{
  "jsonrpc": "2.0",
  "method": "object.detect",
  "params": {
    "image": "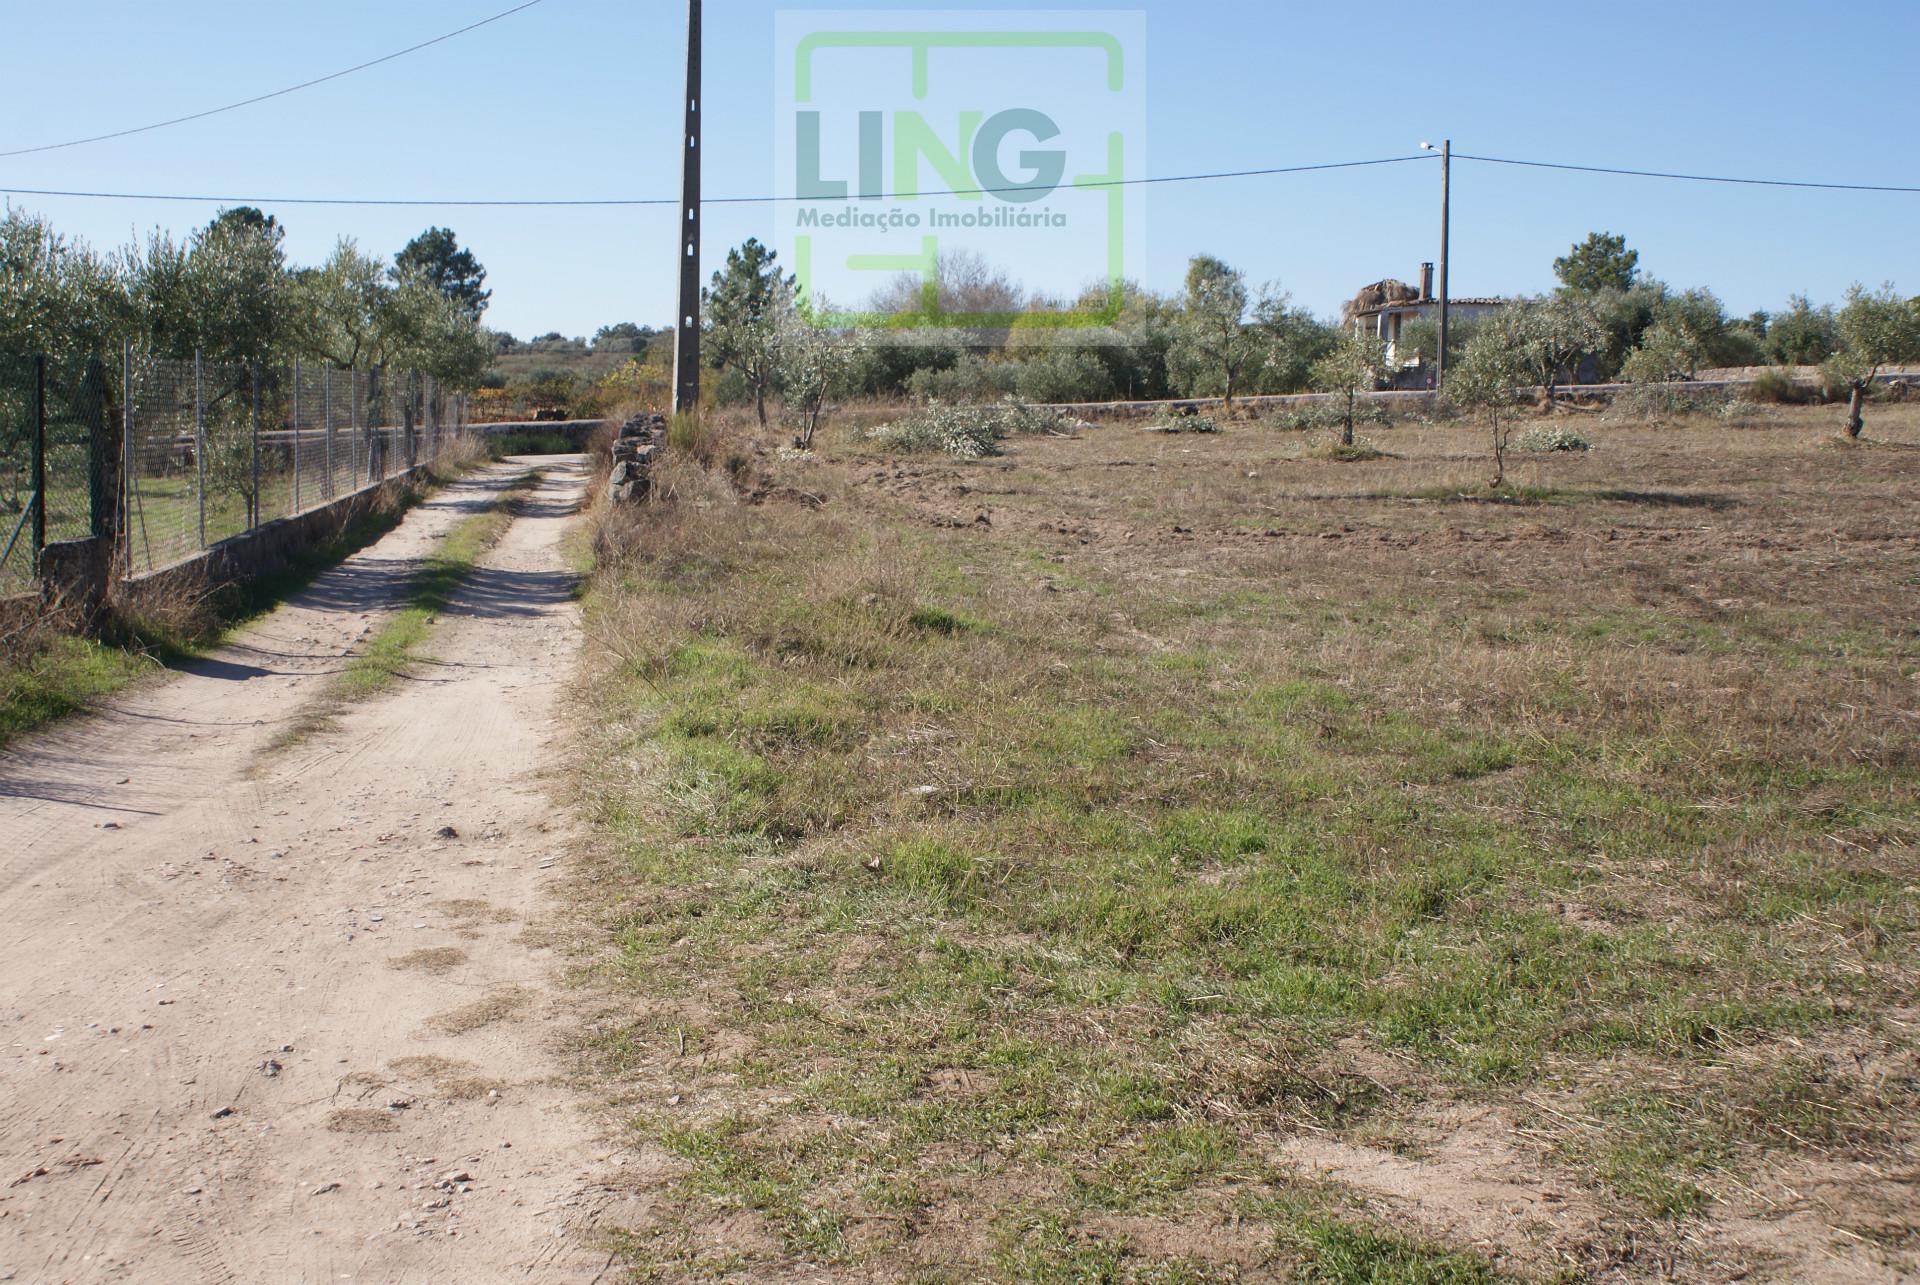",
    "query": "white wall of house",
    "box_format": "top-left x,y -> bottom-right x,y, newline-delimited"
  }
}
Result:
1351,300 -> 1506,366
